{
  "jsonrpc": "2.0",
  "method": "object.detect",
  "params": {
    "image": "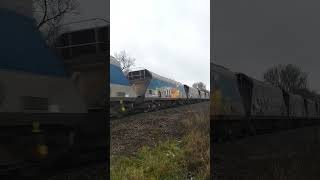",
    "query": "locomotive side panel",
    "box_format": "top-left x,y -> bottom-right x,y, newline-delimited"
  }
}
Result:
0,71 -> 87,113
0,10 -> 87,113
110,57 -> 137,99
